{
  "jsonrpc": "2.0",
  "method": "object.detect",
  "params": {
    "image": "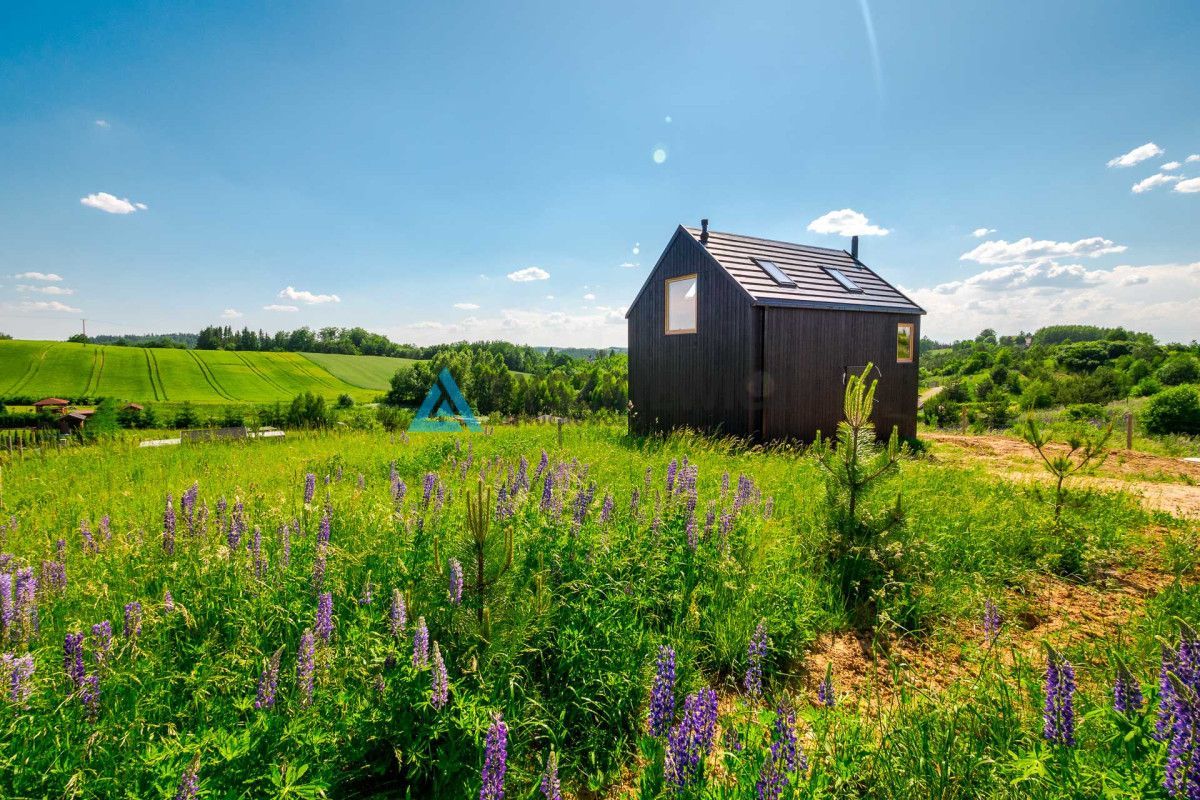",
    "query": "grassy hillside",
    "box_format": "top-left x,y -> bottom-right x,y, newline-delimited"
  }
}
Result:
0,340 -> 394,404
301,351 -> 417,390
